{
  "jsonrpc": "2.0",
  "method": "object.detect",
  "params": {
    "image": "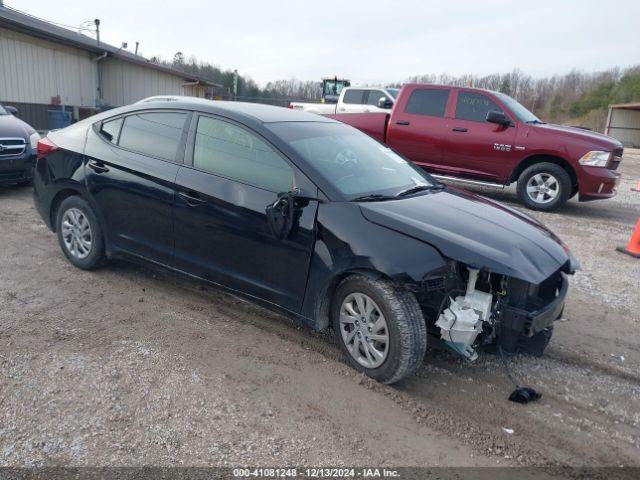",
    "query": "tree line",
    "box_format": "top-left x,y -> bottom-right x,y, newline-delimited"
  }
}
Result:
152,53 -> 640,132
